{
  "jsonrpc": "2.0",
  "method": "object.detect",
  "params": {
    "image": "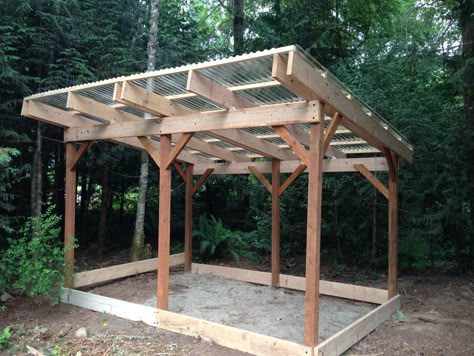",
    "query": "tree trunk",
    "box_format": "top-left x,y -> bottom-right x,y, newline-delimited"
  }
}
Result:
233,0 -> 244,55
461,0 -> 474,270
97,162 -> 111,256
130,153 -> 149,261
130,0 -> 160,261
30,122 -> 43,217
